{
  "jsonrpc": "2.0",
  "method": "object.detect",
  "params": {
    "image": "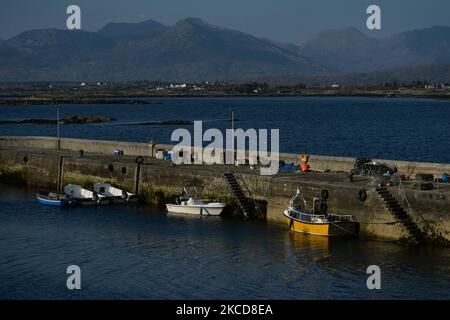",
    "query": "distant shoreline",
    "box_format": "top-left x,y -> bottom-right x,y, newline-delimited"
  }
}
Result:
0,85 -> 449,105
0,93 -> 449,106
0,98 -> 150,106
